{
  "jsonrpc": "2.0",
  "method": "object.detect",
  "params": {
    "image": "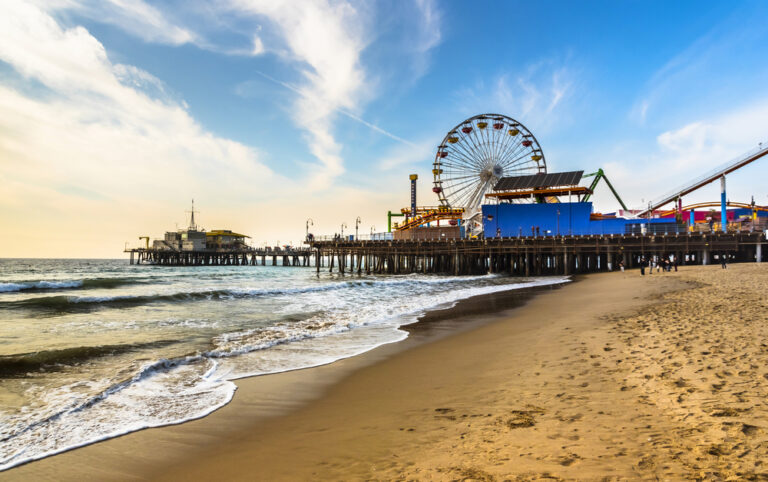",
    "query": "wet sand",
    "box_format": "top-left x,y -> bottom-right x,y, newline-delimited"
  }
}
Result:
8,264 -> 768,480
